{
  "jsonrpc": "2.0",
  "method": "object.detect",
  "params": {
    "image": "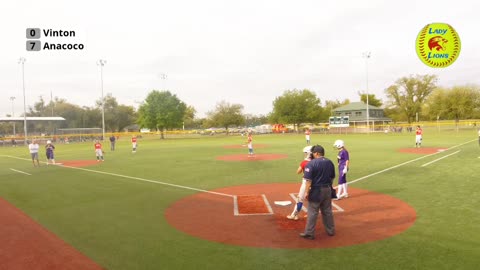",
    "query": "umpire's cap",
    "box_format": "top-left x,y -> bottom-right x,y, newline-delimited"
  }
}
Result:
311,145 -> 325,155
